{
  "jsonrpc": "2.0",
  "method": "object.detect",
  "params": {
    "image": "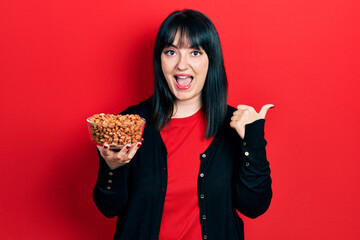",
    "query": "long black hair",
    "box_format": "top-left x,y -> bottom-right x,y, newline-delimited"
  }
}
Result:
151,9 -> 228,138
